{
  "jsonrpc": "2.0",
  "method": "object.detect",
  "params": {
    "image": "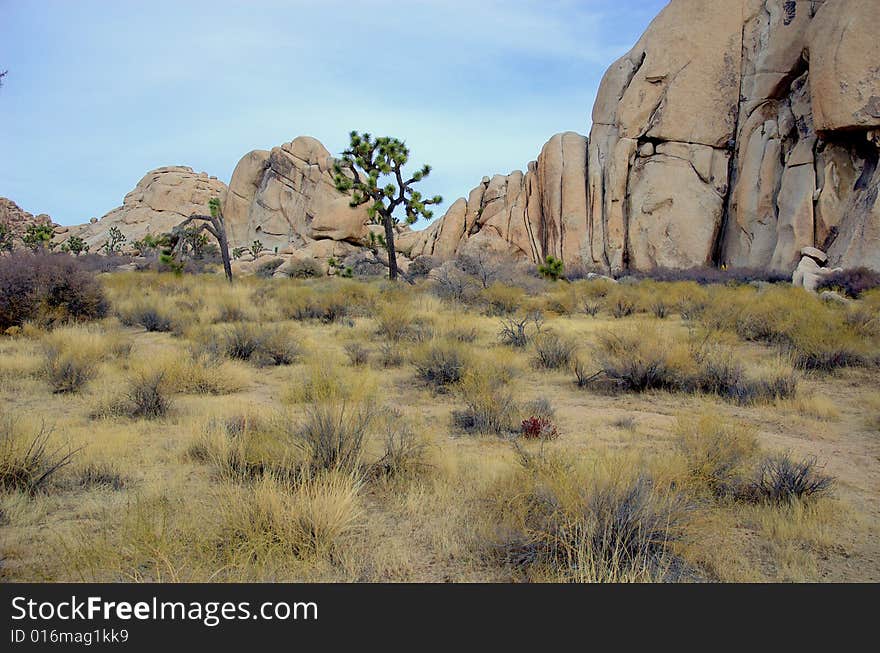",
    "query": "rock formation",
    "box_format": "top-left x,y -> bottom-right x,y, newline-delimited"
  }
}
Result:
792,246 -> 843,292
412,0 -> 880,274
67,167 -> 227,251
0,197 -> 56,245
222,137 -> 373,251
